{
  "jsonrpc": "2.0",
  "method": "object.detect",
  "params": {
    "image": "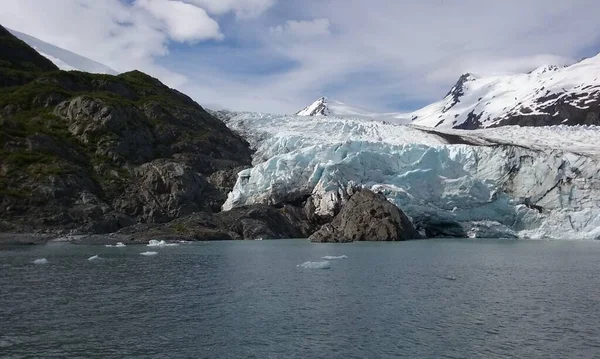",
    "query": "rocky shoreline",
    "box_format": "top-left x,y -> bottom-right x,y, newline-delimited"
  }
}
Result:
0,188 -> 424,245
